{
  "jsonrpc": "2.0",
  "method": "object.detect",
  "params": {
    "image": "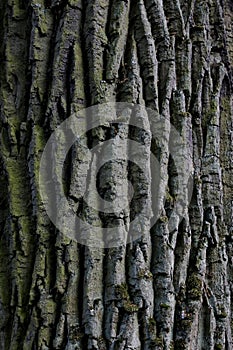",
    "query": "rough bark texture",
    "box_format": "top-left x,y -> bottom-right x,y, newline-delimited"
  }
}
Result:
0,0 -> 233,349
